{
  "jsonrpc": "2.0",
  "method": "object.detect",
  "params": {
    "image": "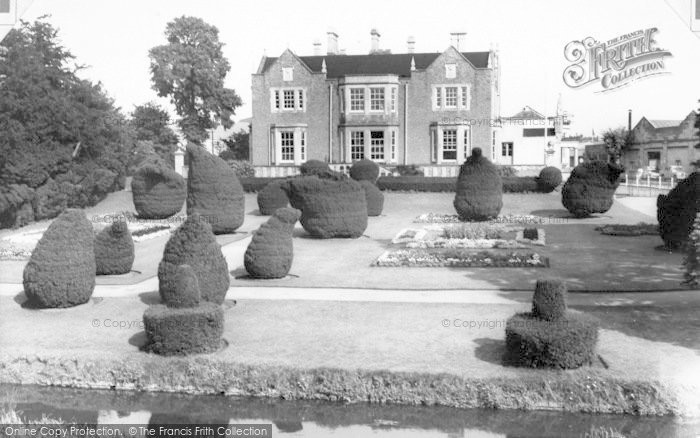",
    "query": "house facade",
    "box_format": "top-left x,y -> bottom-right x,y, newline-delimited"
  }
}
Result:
250,32 -> 499,172
622,112 -> 699,174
